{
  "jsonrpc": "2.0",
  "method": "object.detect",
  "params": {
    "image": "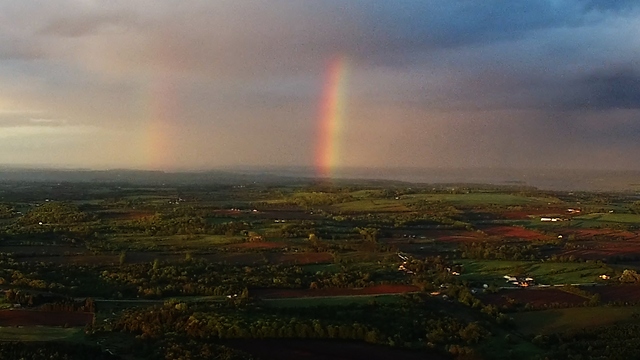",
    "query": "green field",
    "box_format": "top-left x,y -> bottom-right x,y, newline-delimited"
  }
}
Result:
512,306 -> 640,335
107,234 -> 244,250
333,199 -> 410,212
401,193 -> 562,206
574,213 -> 640,224
459,260 -> 609,285
0,326 -> 83,341
479,329 -> 545,360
